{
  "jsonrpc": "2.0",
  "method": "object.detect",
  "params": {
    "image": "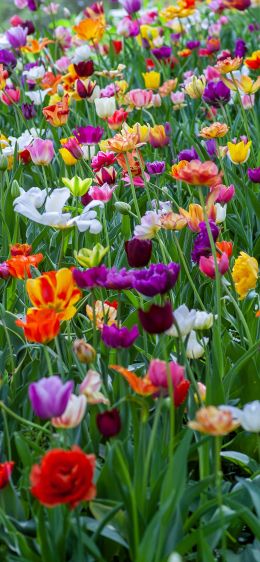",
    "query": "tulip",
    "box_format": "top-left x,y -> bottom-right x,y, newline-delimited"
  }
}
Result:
0,462 -> 15,490
186,331 -> 208,359
101,324 -> 139,348
142,71 -> 160,89
89,183 -> 116,202
220,401 -> 260,432
80,370 -> 109,404
27,139 -> 54,166
2,87 -> 20,105
232,252 -> 258,299
138,301 -> 173,334
248,167 -> 260,183
184,75 -> 206,99
96,408 -> 121,438
51,394 -> 87,428
188,406 -> 240,435
74,244 -> 109,268
133,262 -> 180,297
134,211 -> 161,240
16,309 -> 60,343
199,253 -> 229,279
62,176 -> 92,196
125,237 -> 152,267
29,376 -> 73,419
94,96 -> 116,119
128,88 -> 153,108
227,140 -> 252,164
